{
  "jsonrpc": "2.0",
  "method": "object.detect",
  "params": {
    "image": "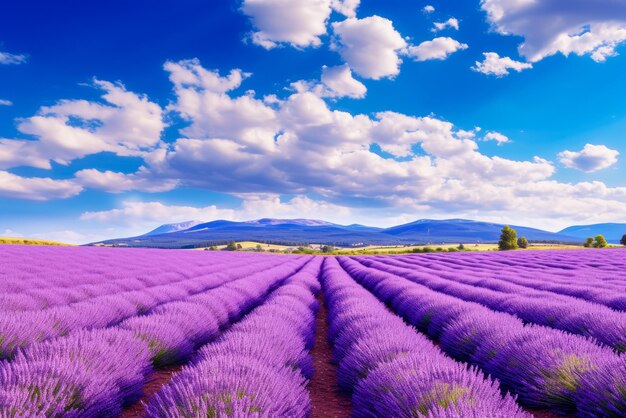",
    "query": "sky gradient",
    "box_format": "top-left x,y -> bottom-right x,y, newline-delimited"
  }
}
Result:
1,0 -> 626,243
